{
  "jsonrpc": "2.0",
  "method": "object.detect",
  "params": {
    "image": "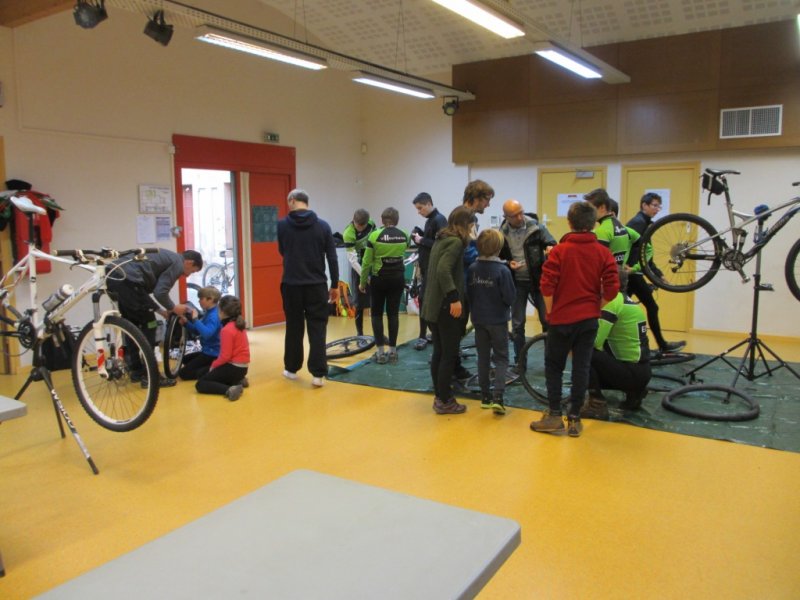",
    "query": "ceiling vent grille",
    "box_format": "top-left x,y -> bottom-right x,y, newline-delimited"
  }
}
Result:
720,105 -> 782,139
